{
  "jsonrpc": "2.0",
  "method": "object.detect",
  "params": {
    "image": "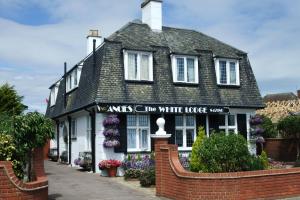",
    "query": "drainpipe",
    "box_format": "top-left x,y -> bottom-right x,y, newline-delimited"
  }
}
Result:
86,108 -> 96,173
56,121 -> 60,162
64,62 -> 67,108
68,116 -> 72,165
93,39 -> 96,76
